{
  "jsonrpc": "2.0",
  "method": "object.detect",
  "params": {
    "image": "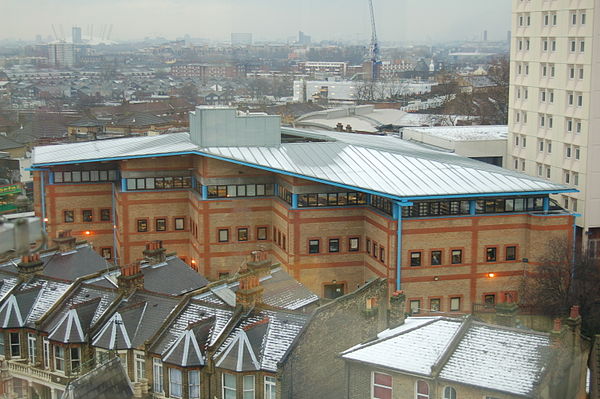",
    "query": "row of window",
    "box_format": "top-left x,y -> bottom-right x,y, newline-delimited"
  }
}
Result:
372,372 -> 460,399
402,200 -> 470,218
273,227 -> 287,250
308,237 -> 361,254
366,238 -> 386,264
297,191 -> 367,208
409,246 -> 517,267
54,170 -> 118,183
407,292 -> 517,316
403,197 -> 545,218
217,226 -> 269,243
517,11 -> 586,27
126,176 -> 192,191
207,183 -> 275,198
64,208 -> 112,223
137,217 -> 186,232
